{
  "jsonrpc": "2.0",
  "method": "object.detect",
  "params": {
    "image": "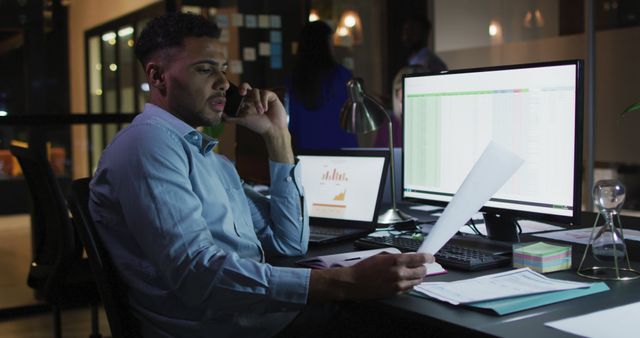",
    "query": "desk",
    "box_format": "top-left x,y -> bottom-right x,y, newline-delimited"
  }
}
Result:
272,212 -> 640,337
